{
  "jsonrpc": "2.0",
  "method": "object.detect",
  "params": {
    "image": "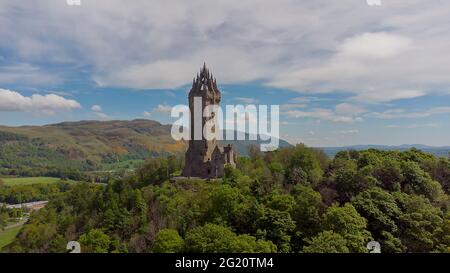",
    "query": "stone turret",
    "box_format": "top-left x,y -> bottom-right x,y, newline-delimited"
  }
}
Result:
183,63 -> 236,178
